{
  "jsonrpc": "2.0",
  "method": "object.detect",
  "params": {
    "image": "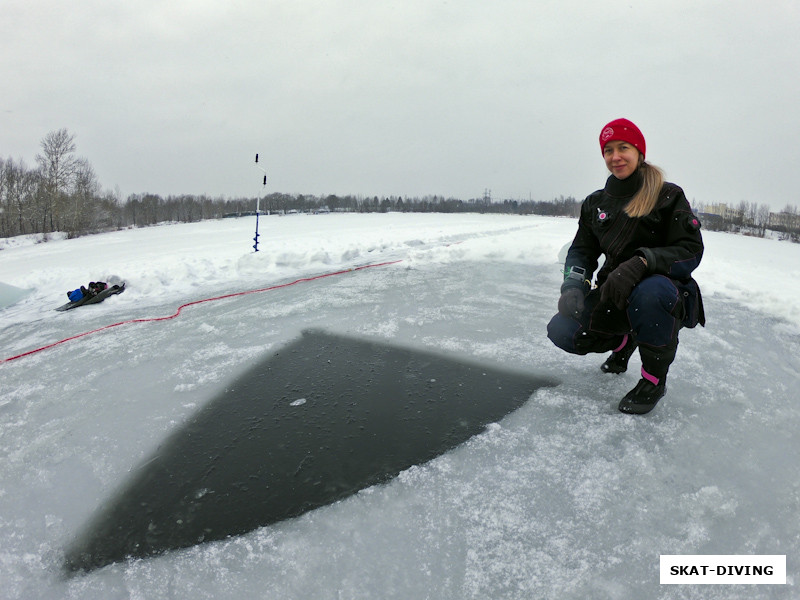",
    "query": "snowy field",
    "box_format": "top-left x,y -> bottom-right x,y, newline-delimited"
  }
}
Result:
1,212 -> 798,599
